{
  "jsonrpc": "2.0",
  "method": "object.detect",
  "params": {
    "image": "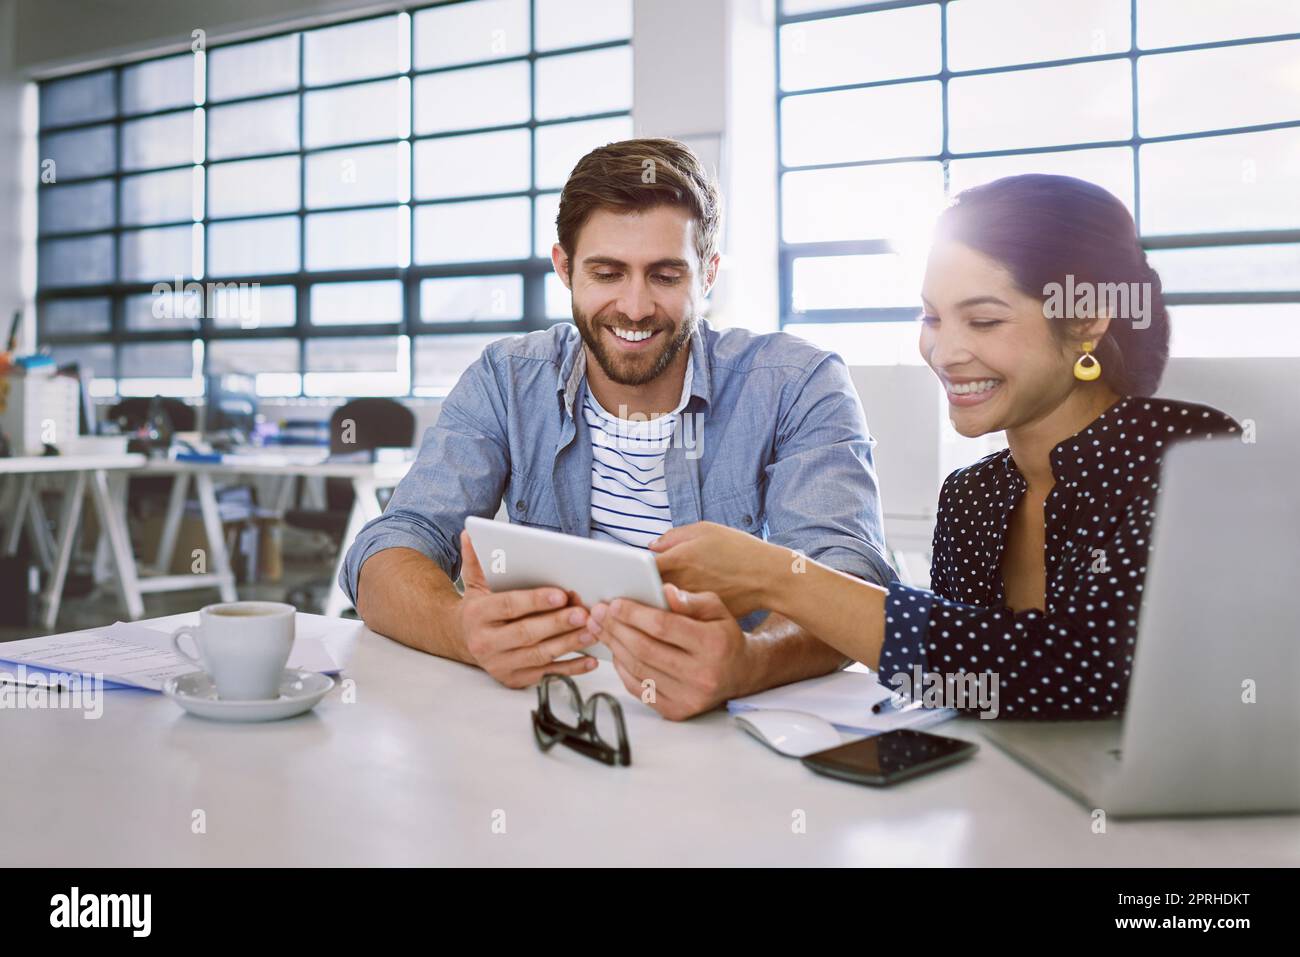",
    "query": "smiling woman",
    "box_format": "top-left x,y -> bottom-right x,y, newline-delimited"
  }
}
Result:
651,174 -> 1239,720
